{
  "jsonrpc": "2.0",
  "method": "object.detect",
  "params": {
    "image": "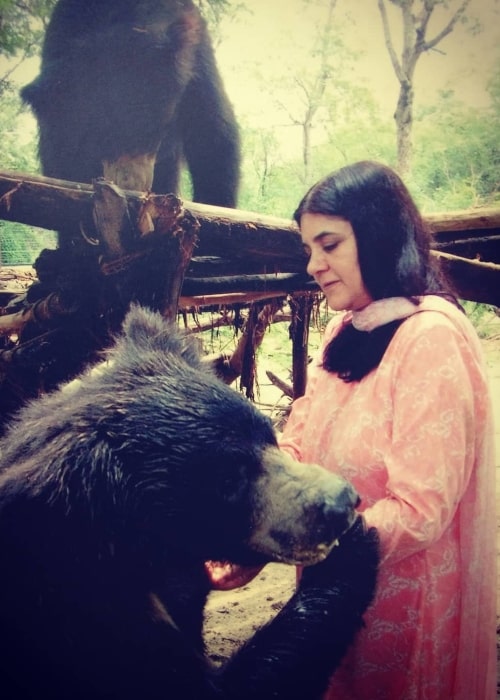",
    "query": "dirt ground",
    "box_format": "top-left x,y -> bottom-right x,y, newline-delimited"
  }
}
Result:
204,563 -> 295,665
202,332 -> 500,694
